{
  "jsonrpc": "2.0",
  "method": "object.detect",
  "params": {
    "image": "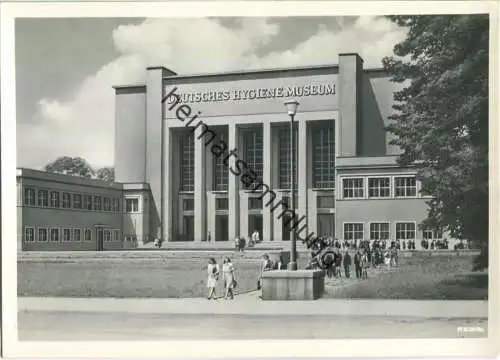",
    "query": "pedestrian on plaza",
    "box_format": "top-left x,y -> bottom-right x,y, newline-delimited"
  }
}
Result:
354,250 -> 362,279
206,257 -> 220,300
334,249 -> 343,278
207,231 -> 211,242
222,257 -> 236,300
258,254 -> 274,290
384,250 -> 391,268
251,229 -> 260,245
275,255 -> 285,270
361,251 -> 369,280
239,236 -> 246,251
325,252 -> 336,279
343,250 -> 352,279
